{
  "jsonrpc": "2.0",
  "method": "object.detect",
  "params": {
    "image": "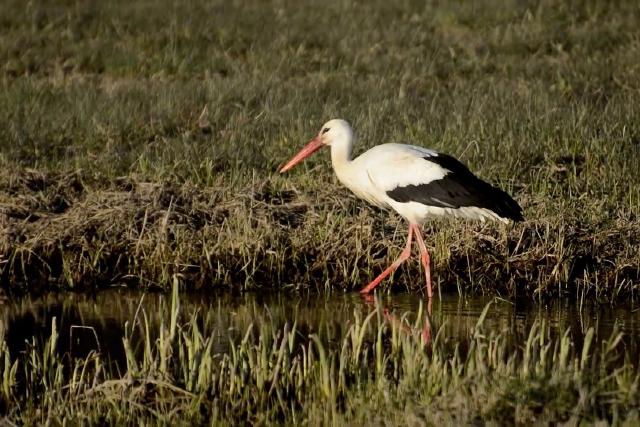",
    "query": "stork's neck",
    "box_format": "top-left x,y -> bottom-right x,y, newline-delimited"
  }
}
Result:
330,137 -> 354,172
